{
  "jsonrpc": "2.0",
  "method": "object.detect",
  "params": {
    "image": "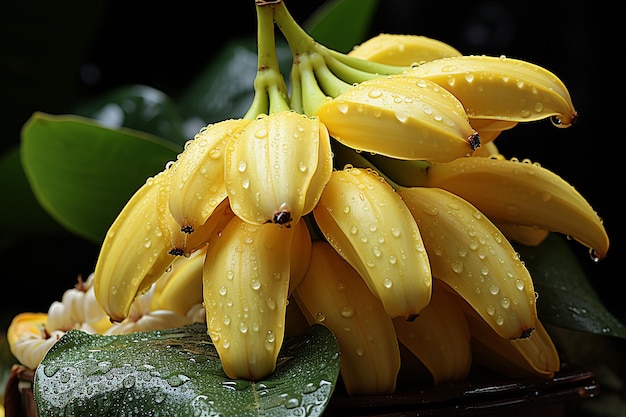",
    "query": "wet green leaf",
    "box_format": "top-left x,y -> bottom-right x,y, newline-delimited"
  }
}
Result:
74,85 -> 189,147
516,233 -> 626,339
34,323 -> 340,417
20,112 -> 181,244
